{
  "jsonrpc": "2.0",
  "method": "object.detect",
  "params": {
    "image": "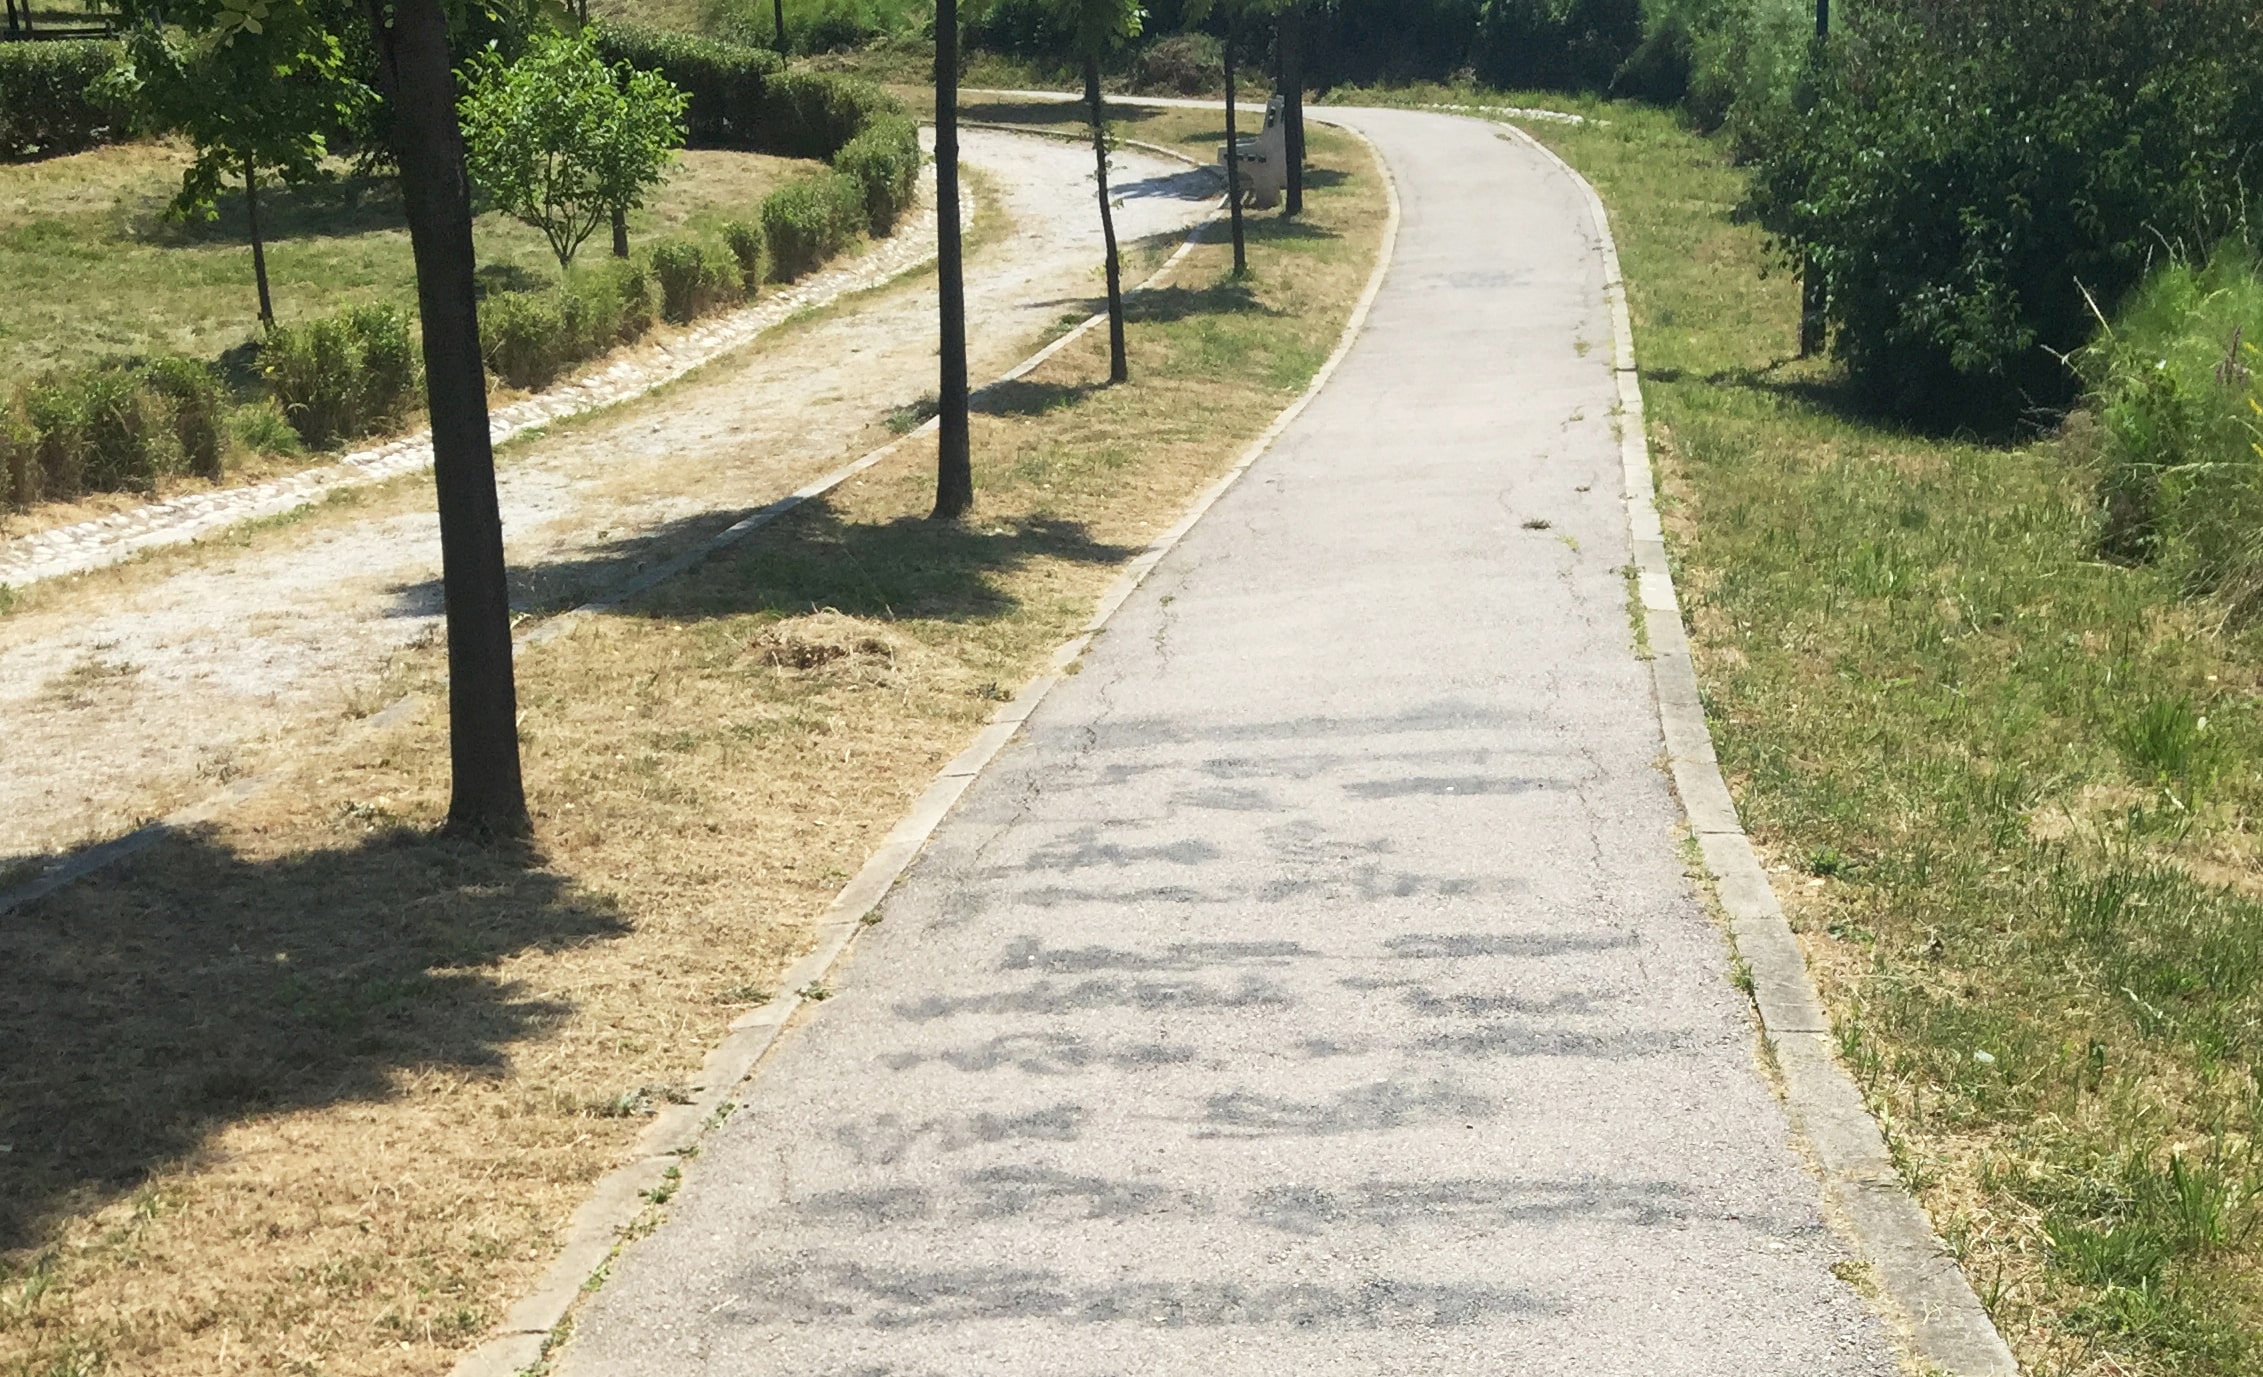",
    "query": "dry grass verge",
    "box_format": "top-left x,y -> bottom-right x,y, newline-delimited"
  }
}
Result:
0,121 -> 1384,1377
